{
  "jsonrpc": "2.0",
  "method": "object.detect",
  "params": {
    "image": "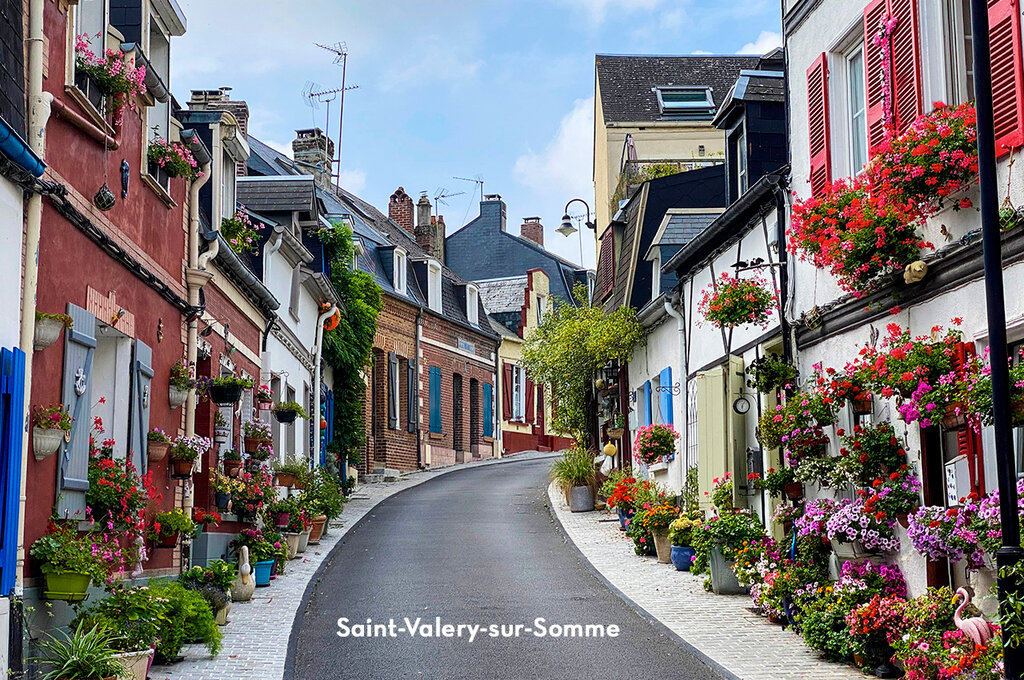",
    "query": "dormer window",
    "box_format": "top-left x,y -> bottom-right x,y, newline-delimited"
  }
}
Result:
466,285 -> 479,325
394,247 -> 407,294
352,238 -> 364,271
428,261 -> 442,313
656,87 -> 715,120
